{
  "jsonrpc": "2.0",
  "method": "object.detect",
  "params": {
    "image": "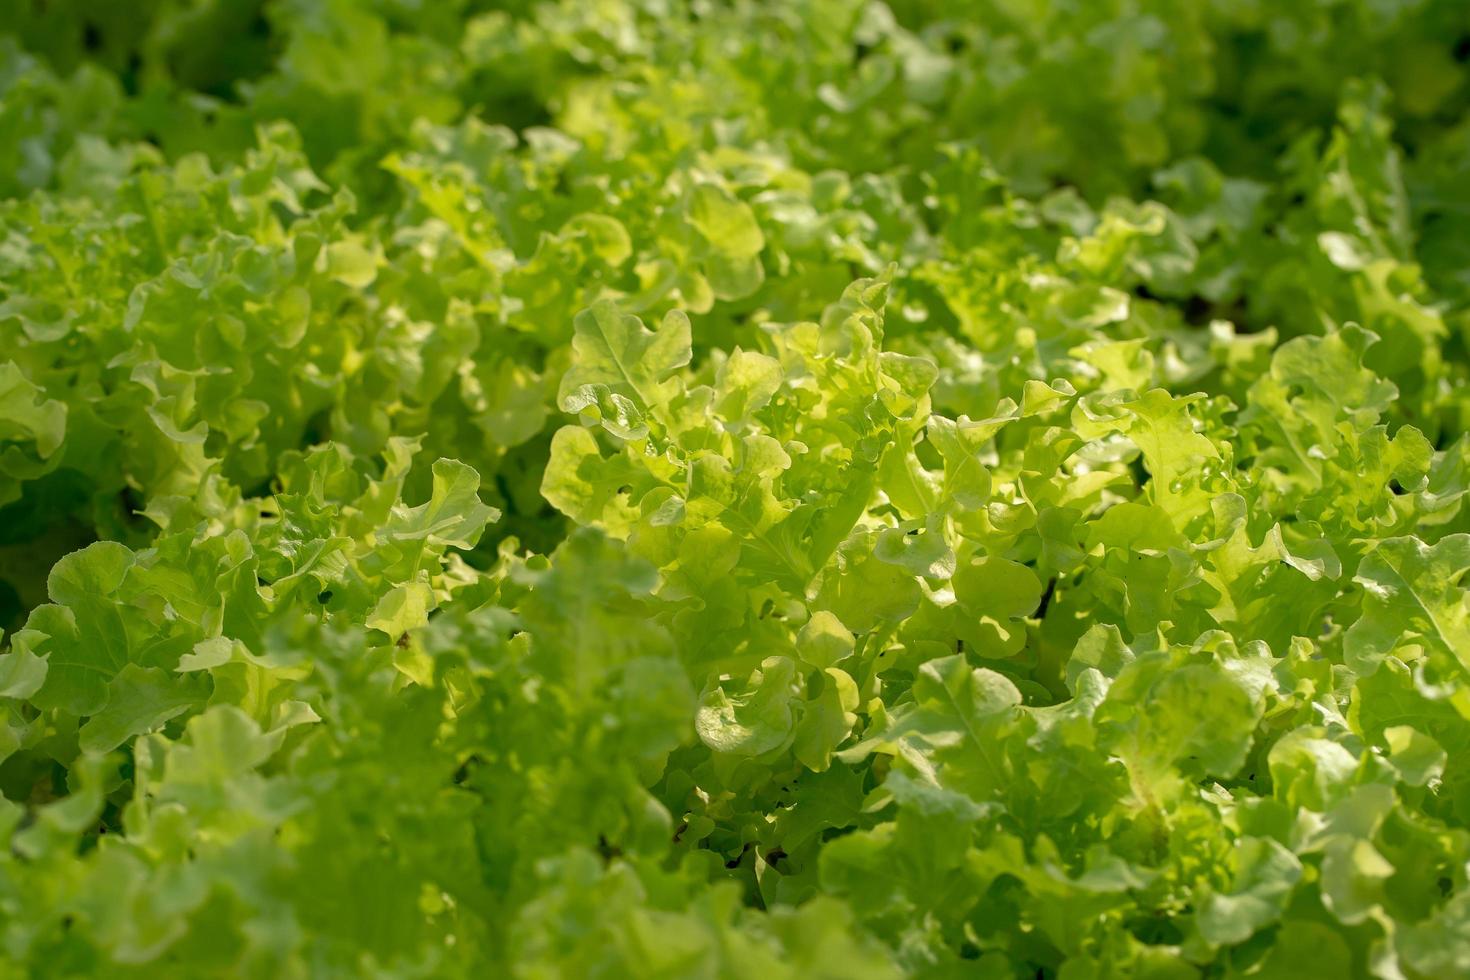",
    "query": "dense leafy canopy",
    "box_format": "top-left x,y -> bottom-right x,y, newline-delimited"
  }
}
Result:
1,1 -> 1470,976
